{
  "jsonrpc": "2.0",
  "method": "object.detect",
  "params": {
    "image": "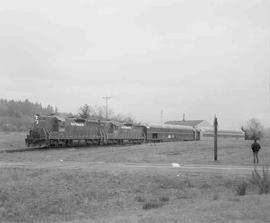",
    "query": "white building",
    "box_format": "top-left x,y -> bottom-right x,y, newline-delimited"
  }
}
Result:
165,120 -> 244,140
